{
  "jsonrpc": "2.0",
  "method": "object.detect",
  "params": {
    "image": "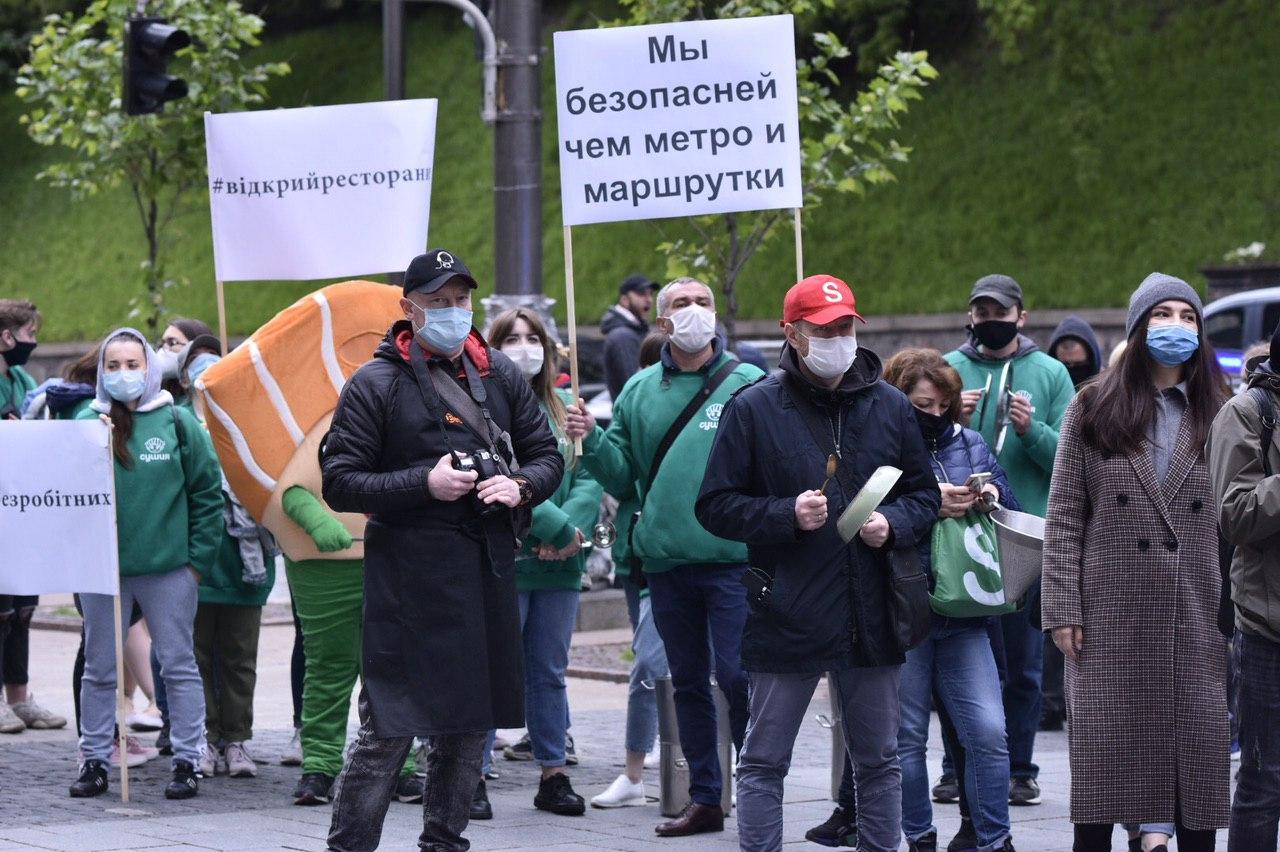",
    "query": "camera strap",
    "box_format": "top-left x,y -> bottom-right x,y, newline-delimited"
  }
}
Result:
413,347 -> 517,467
